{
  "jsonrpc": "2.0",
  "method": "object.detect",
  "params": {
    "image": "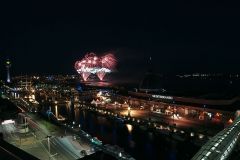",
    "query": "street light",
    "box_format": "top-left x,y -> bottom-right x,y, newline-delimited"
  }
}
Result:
46,135 -> 58,160
114,101 -> 117,113
172,113 -> 175,126
203,104 -> 207,127
172,106 -> 177,126
46,135 -> 52,154
64,123 -> 67,135
24,117 -> 27,134
128,107 -> 131,117
119,152 -> 122,157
